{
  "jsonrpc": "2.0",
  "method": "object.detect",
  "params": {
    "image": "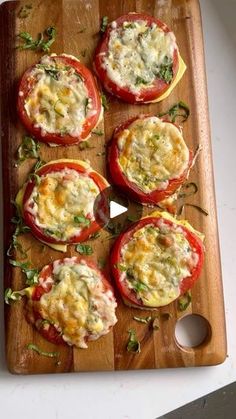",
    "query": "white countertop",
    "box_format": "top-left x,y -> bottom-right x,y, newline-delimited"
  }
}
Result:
0,1 -> 236,418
